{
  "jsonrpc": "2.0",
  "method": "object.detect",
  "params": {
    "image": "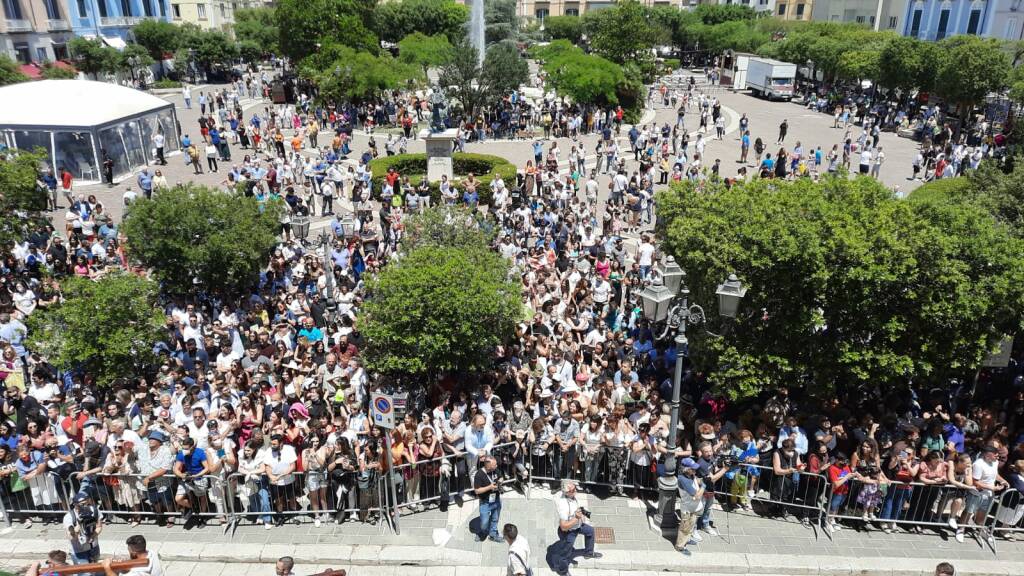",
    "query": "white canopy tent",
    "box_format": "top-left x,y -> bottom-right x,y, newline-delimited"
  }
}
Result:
0,80 -> 179,184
